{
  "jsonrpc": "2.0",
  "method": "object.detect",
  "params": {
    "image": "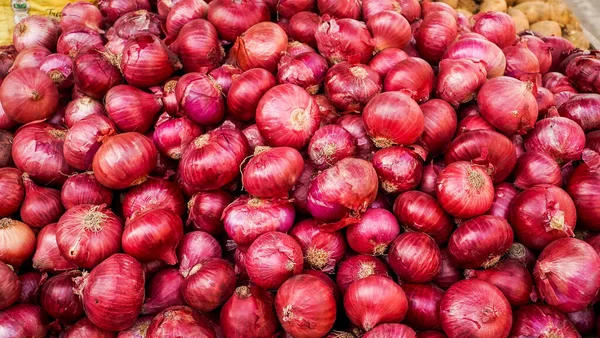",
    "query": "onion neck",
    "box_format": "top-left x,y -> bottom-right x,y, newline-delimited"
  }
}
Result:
83,207 -> 107,232
372,243 -> 387,256
482,255 -> 501,269
307,247 -> 329,270
350,66 -> 368,79
0,218 -> 13,229
235,285 -> 251,299
508,243 -> 526,260
357,262 -> 376,279
467,168 -> 485,190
